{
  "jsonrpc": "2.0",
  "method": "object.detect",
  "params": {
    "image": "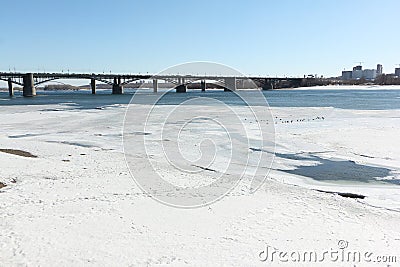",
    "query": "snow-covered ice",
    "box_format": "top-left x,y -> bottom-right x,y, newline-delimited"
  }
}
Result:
1,89 -> 400,266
